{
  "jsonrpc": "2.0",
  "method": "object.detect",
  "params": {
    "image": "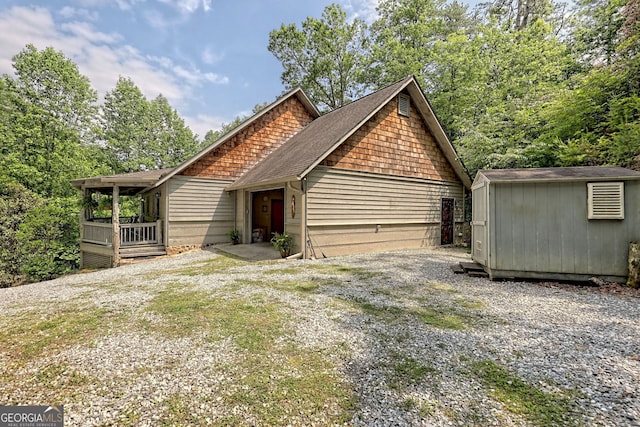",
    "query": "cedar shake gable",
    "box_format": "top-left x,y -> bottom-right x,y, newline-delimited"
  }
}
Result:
227,76 -> 471,190
152,87 -> 319,187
